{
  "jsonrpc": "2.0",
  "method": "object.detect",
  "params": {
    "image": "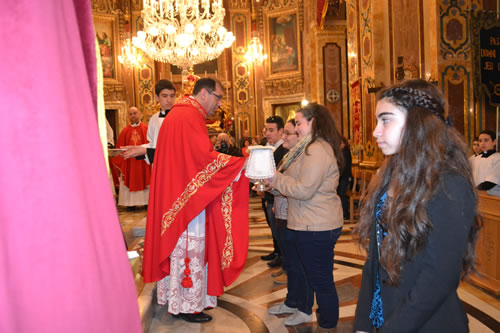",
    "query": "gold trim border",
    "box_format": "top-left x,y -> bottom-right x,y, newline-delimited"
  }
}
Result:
221,184 -> 234,270
161,154 -> 231,235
